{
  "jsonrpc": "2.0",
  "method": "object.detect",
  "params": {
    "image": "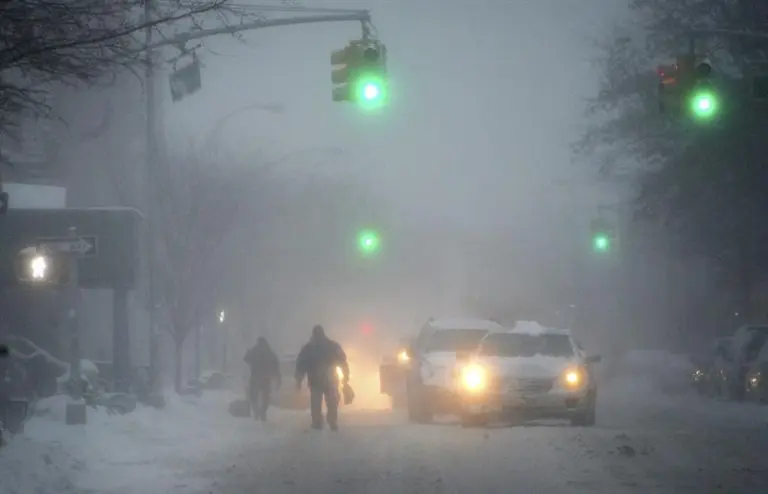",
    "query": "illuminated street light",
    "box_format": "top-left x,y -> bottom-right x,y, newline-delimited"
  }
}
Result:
218,311 -> 226,324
